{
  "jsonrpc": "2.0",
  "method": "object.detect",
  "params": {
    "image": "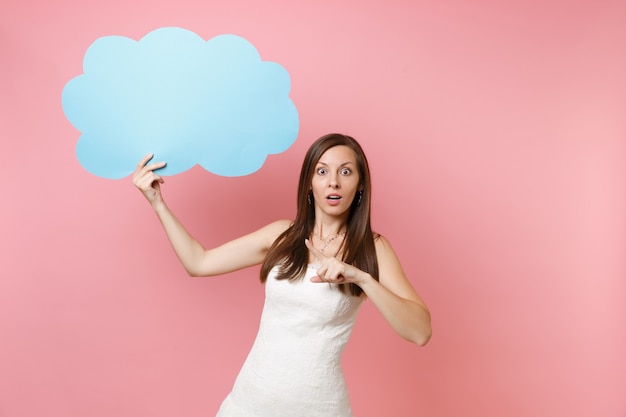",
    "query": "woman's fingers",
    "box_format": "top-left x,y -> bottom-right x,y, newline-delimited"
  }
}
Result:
304,239 -> 325,263
136,153 -> 154,169
139,171 -> 162,187
145,161 -> 167,172
133,154 -> 166,185
132,154 -> 167,204
305,239 -> 355,283
134,154 -> 166,175
326,262 -> 346,282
